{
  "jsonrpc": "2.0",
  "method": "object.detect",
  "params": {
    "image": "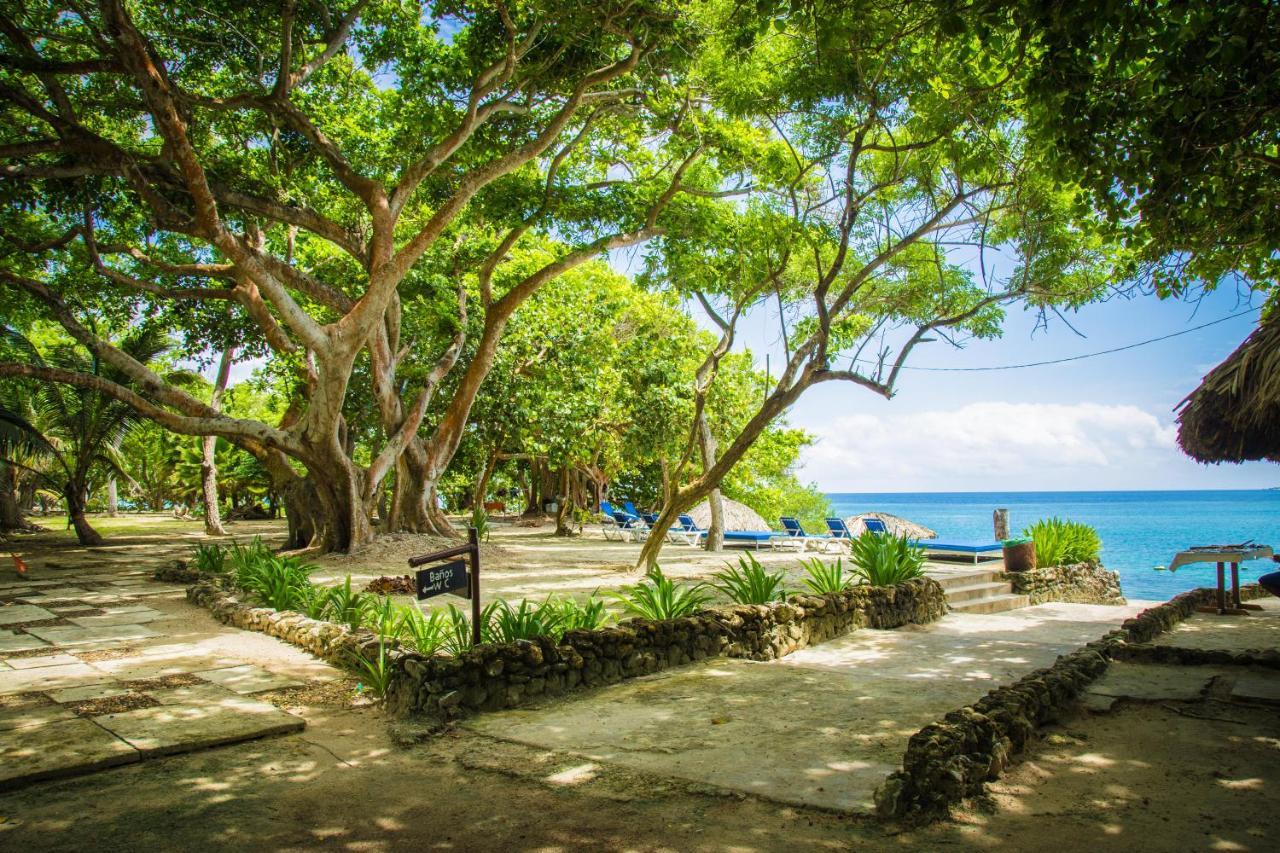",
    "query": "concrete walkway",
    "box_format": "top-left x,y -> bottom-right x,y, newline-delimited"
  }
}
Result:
467,599 -> 1153,813
0,542 -> 341,789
